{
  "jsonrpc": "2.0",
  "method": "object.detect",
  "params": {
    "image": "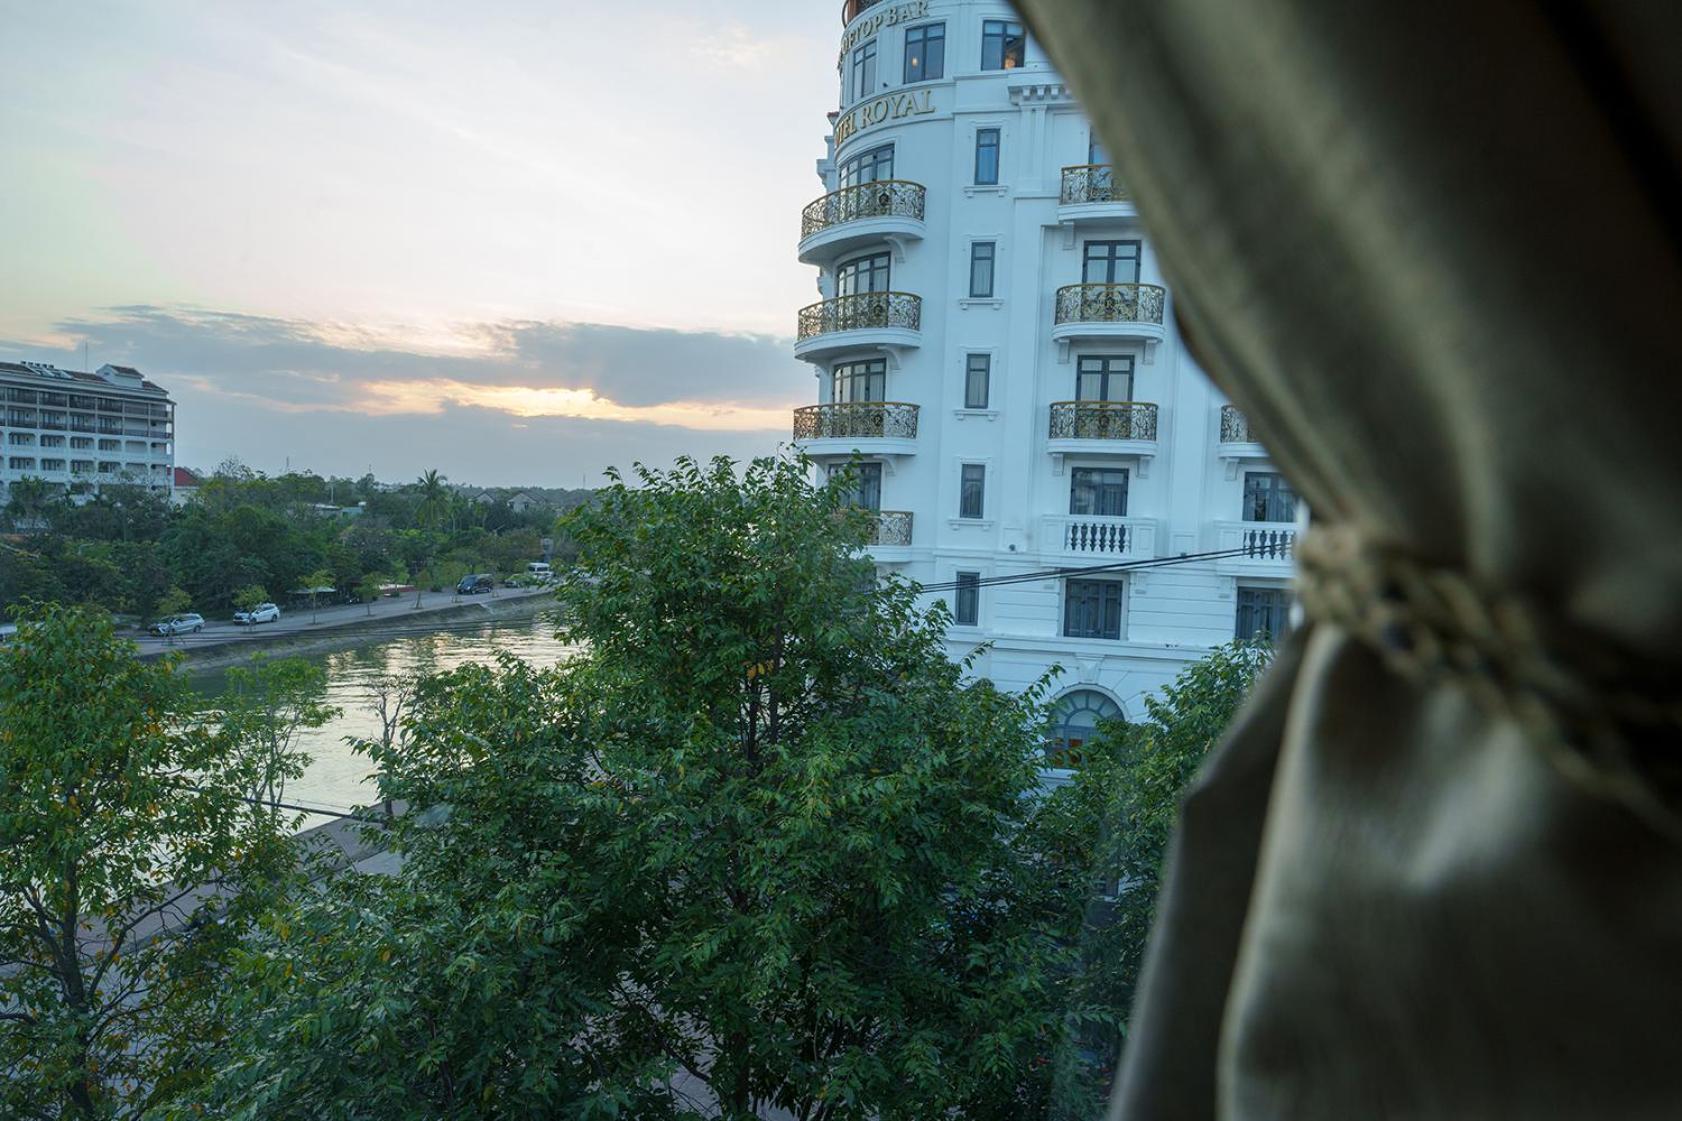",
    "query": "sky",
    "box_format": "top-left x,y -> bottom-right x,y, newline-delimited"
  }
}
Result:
0,0 -> 841,486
